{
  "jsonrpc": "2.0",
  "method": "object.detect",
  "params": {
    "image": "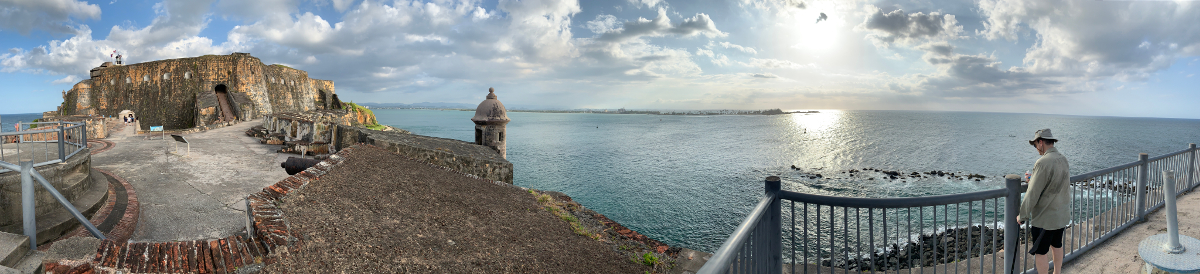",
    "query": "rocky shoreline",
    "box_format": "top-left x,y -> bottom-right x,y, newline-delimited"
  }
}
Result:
530,190 -> 691,273
789,166 -> 991,182
818,224 -> 1030,271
